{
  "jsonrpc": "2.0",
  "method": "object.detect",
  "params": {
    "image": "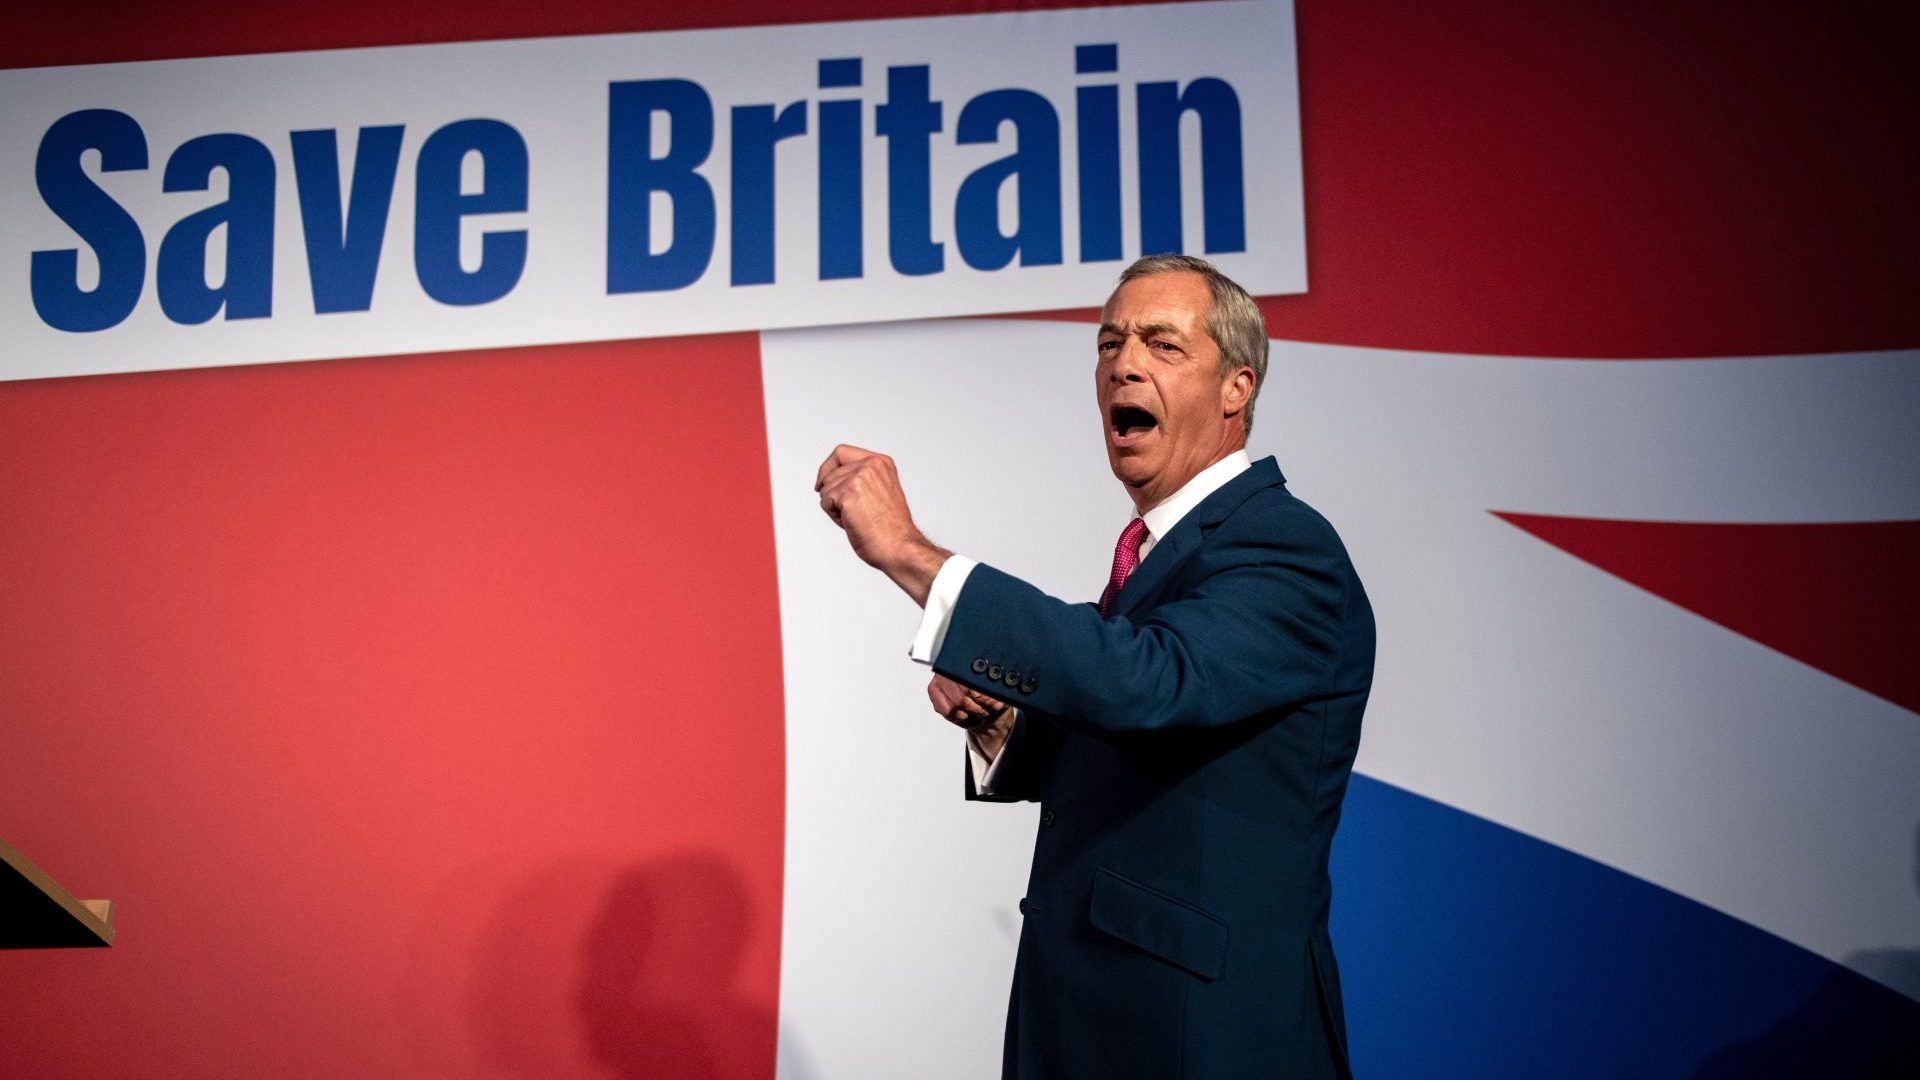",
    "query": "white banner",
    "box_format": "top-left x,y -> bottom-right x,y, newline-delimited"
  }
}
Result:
0,0 -> 1302,381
